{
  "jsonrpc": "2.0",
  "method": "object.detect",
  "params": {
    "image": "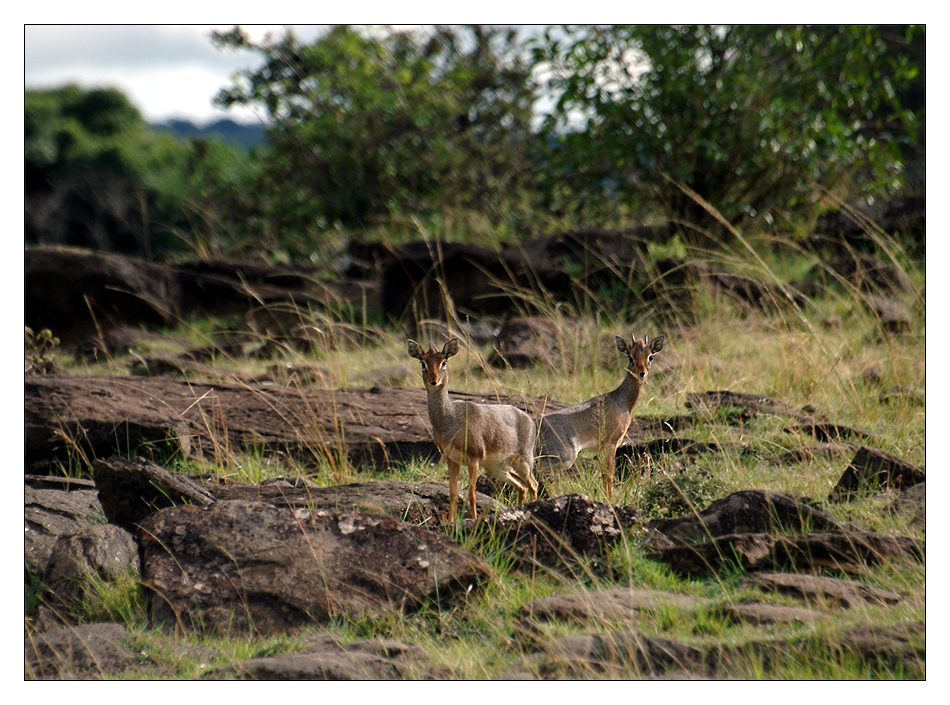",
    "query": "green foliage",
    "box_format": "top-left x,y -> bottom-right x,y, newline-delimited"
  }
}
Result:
638,464 -> 725,520
211,25 -> 539,254
25,326 -> 60,375
25,84 -> 257,257
531,25 -> 923,231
